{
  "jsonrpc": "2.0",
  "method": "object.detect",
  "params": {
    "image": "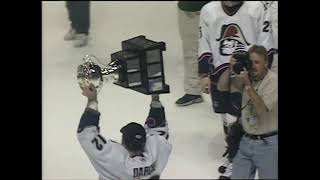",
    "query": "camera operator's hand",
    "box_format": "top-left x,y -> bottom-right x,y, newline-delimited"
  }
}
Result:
200,76 -> 210,94
237,69 -> 251,87
82,84 -> 97,101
